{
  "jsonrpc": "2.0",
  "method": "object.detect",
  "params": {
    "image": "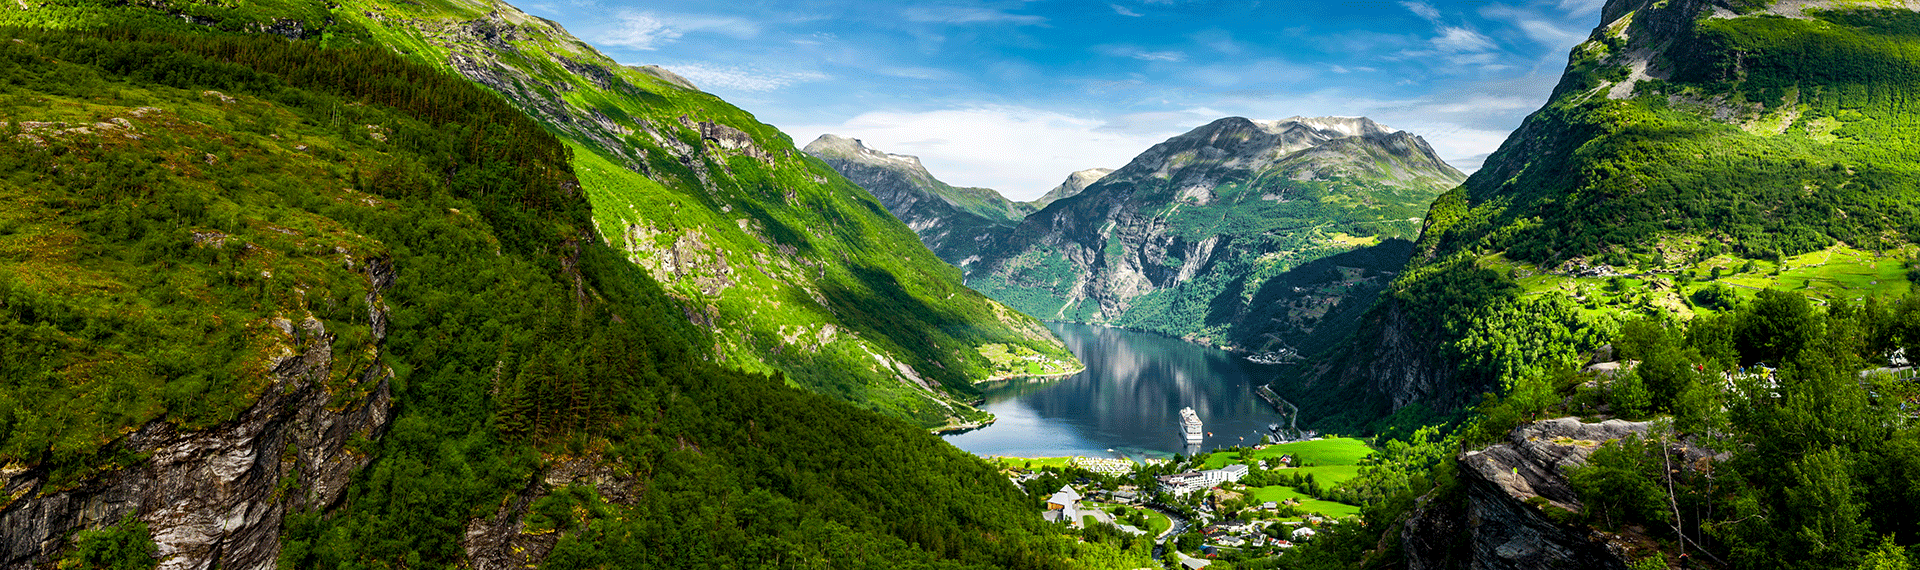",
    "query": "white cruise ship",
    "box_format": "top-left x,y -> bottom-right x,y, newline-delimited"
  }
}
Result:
1180,407 -> 1203,444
